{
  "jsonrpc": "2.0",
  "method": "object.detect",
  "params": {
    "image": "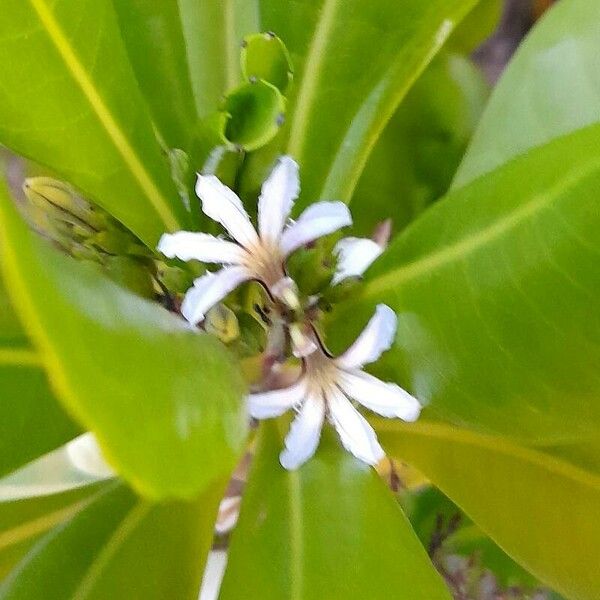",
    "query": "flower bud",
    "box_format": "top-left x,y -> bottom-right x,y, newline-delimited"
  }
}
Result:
205,304 -> 240,344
